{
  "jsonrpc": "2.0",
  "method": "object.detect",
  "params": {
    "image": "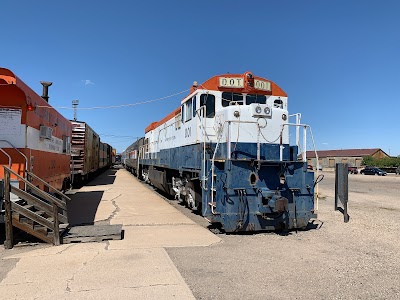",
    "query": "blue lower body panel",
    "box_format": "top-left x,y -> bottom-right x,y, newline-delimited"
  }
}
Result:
202,159 -> 315,232
141,142 -> 315,232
